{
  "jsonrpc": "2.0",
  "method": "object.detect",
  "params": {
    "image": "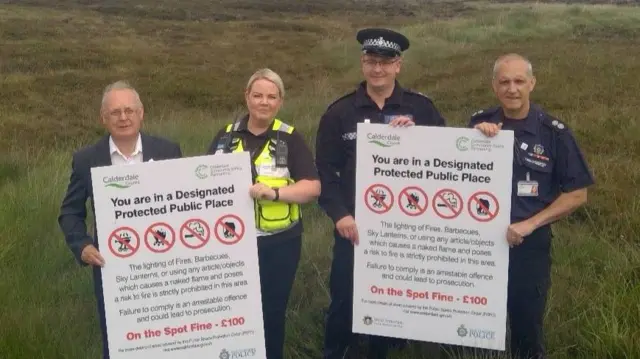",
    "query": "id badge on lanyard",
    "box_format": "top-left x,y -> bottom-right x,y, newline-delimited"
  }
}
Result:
517,172 -> 538,197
